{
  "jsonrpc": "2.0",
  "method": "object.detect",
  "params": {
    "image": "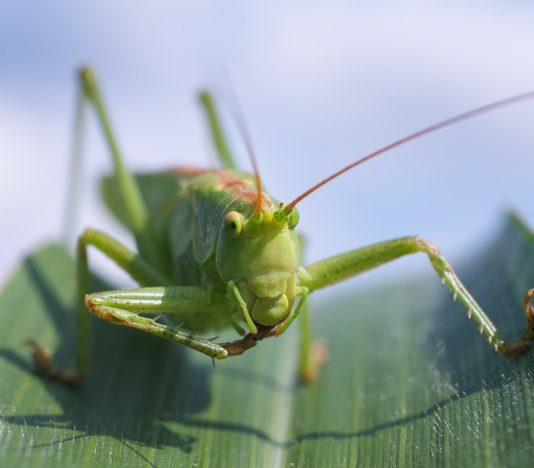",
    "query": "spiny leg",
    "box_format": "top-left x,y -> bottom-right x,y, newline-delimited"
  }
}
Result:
84,286 -> 229,359
199,91 -> 238,170
29,228 -> 171,386
302,236 -> 534,355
